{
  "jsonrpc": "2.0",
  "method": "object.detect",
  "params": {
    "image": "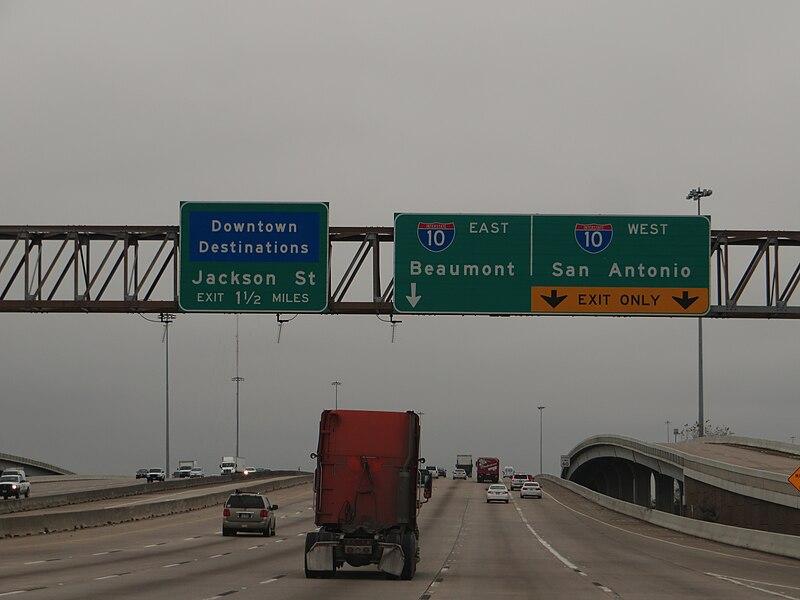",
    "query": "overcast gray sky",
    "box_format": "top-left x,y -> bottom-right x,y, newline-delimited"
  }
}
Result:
1,1 -> 799,476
